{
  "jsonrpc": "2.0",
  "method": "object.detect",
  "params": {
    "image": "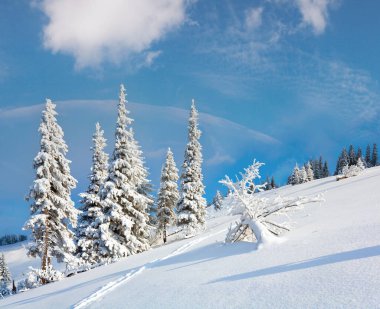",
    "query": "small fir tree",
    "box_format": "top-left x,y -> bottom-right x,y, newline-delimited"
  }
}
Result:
76,123 -> 109,265
289,164 -> 301,185
213,190 -> 223,211
300,166 -> 308,183
270,176 -> 277,189
365,144 -> 372,167
322,161 -> 330,178
305,161 -> 314,181
156,148 -> 179,243
0,254 -> 11,284
356,147 -> 363,162
372,143 -> 378,167
348,145 -> 356,166
24,99 -> 78,281
177,100 -> 206,236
